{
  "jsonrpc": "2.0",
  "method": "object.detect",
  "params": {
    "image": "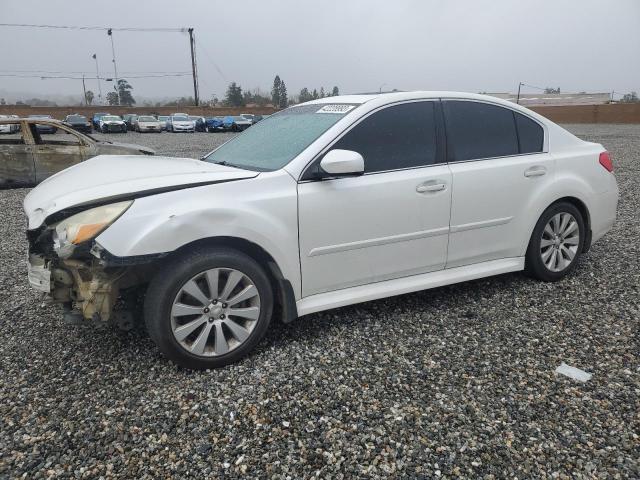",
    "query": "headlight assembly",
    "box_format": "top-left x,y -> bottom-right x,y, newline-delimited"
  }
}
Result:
53,201 -> 133,256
